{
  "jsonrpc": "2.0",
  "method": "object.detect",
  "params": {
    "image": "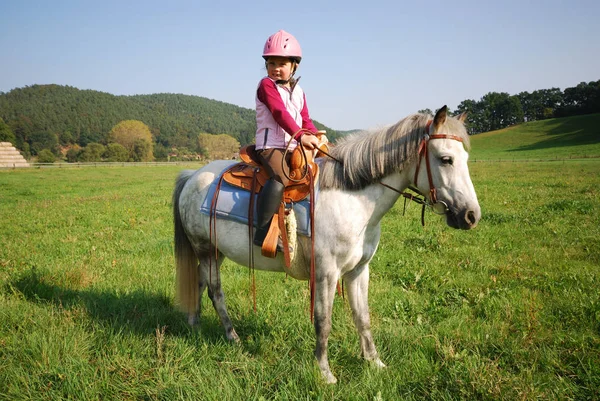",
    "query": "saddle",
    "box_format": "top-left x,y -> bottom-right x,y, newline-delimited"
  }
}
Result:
222,140 -> 327,203
220,134 -> 329,259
